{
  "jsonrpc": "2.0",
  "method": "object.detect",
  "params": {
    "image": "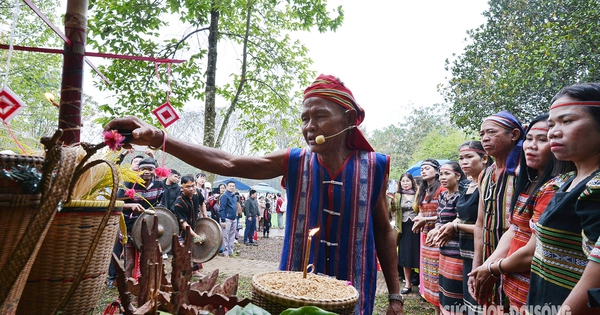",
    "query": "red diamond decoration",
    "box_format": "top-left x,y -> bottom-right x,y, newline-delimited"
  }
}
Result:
152,101 -> 179,128
0,85 -> 26,123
